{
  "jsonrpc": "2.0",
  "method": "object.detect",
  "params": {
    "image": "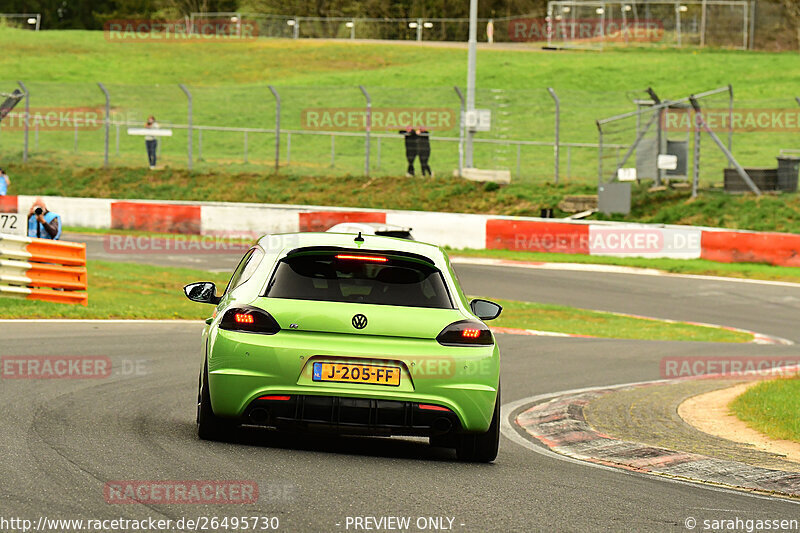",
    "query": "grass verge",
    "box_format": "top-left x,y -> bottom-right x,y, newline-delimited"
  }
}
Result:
730,378 -> 800,443
490,298 -> 751,343
0,260 -> 753,342
0,260 -> 228,320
